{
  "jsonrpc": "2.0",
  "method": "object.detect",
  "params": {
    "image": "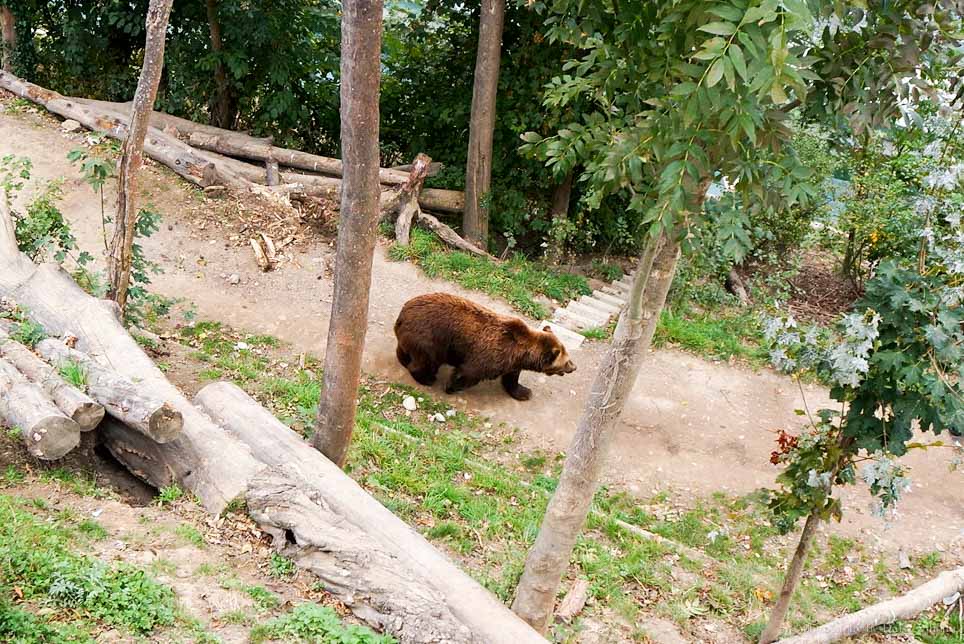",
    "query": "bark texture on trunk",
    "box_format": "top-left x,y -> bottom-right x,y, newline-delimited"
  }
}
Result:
510,178 -> 710,632
1,6 -> 14,72
776,566 -> 964,644
205,0 -> 235,129
546,171 -> 574,263
462,0 -> 504,248
107,0 -> 174,312
0,326 -> 104,430
35,339 -> 182,443
759,512 -> 822,643
511,232 -> 681,631
312,0 -> 384,468
0,358 -> 80,460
